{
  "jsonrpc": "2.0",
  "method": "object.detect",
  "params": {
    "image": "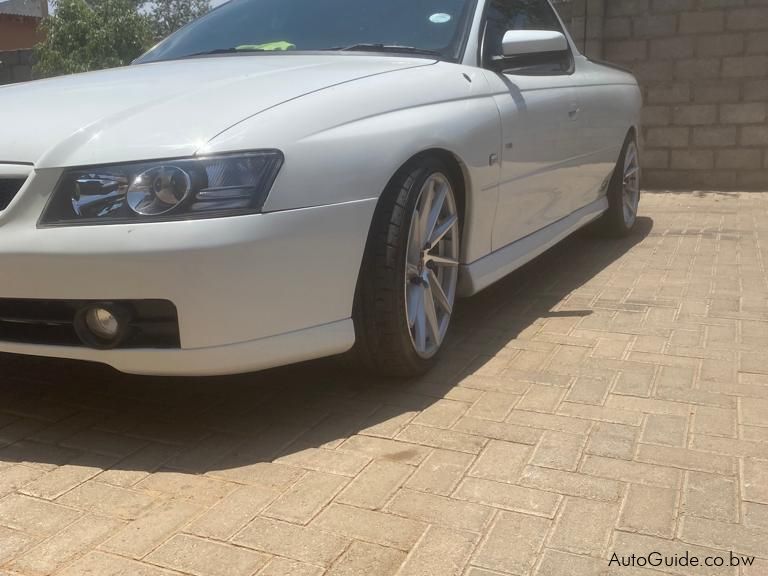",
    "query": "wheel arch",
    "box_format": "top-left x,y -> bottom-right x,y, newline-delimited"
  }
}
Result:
402,148 -> 468,223
375,147 -> 470,236
350,147 -> 467,374
351,146 -> 470,318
